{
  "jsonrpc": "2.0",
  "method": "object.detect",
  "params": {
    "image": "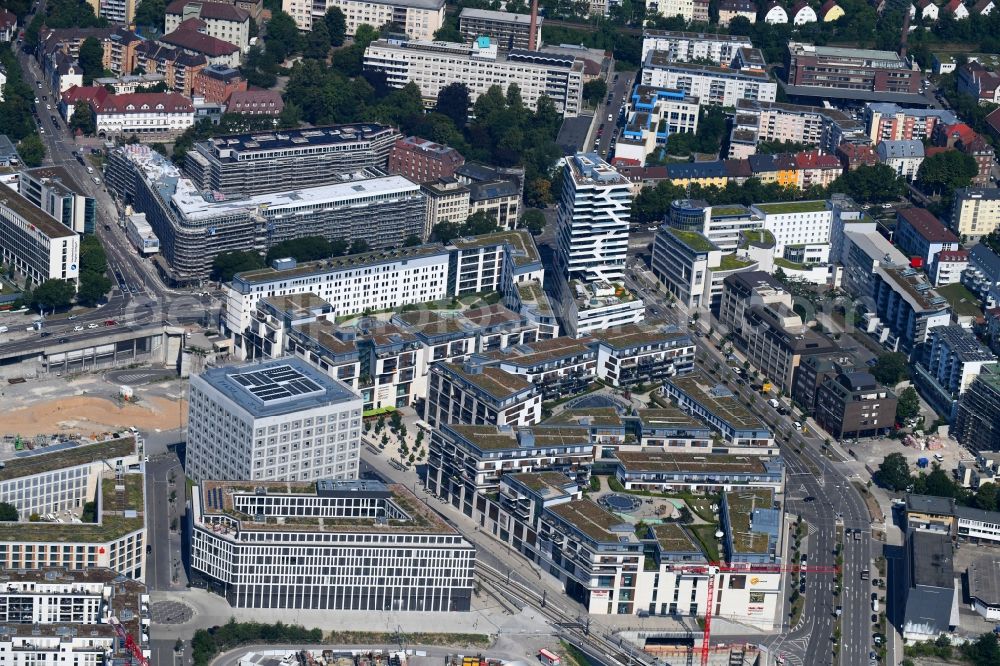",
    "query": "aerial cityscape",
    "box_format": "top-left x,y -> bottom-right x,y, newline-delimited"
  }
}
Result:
3,0 -> 1000,664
